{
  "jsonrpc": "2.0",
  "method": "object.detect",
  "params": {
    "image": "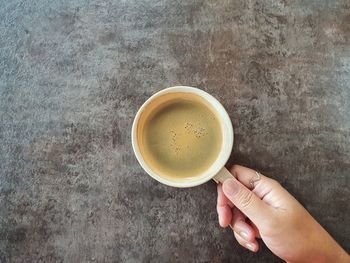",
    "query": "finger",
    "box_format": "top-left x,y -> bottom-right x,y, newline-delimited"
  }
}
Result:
233,231 -> 259,252
217,183 -> 234,207
230,165 -> 276,194
230,165 -> 287,208
217,184 -> 232,227
223,177 -> 273,227
231,207 -> 256,242
217,205 -> 231,227
247,218 -> 261,239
